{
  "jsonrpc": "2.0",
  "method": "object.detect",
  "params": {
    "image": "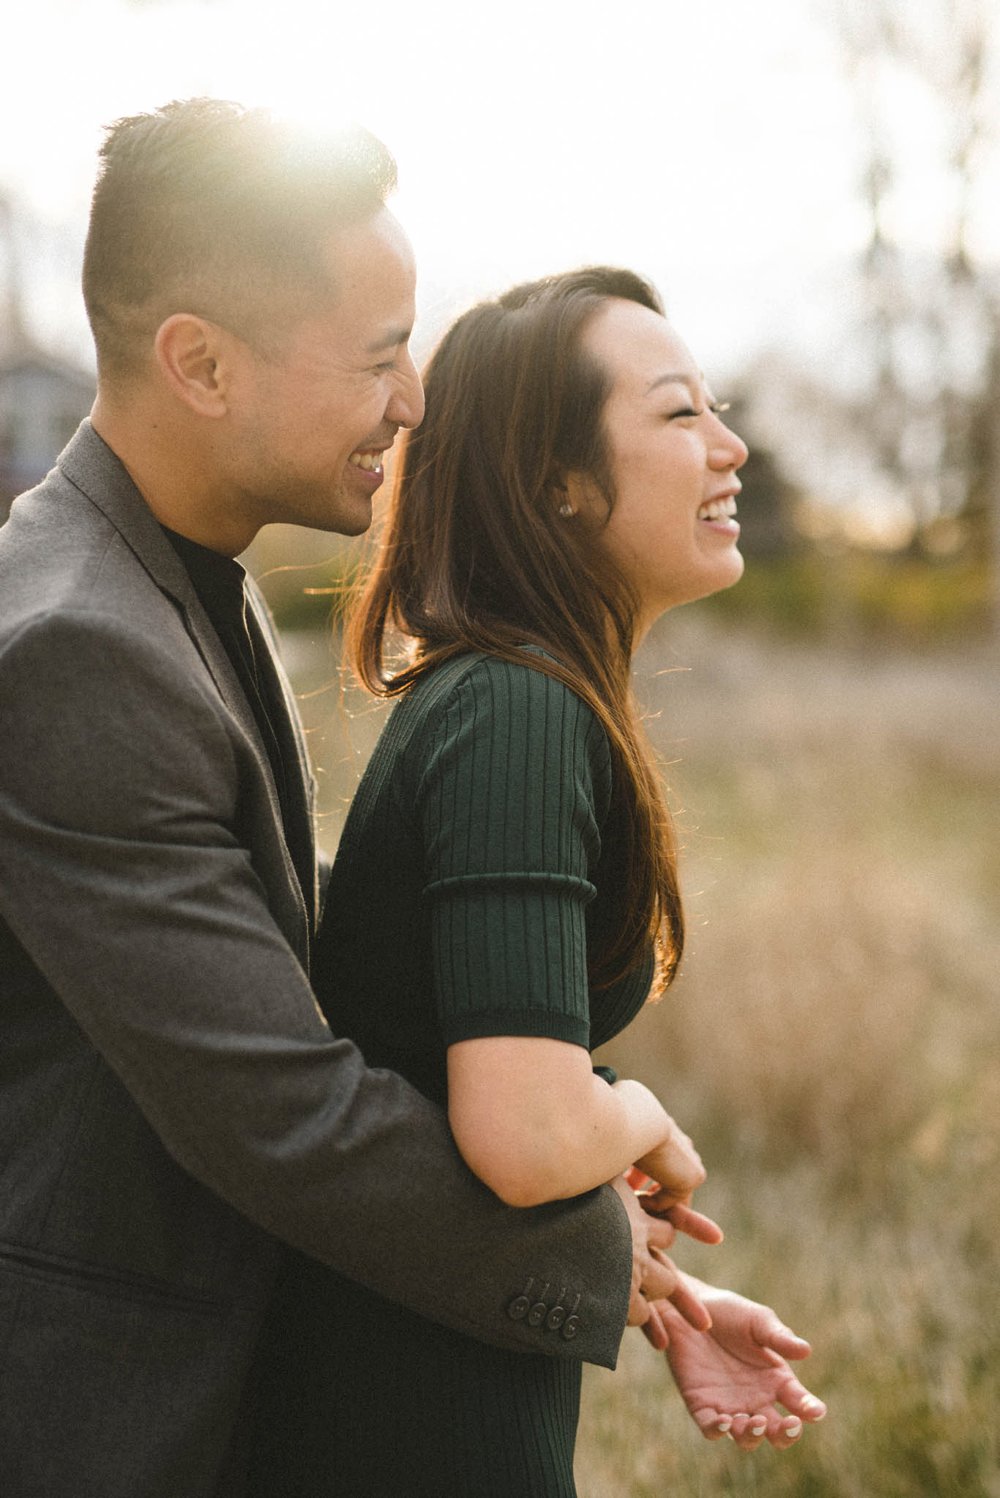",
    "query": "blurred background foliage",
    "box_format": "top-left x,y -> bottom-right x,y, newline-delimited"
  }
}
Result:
573,609 -> 1000,1496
